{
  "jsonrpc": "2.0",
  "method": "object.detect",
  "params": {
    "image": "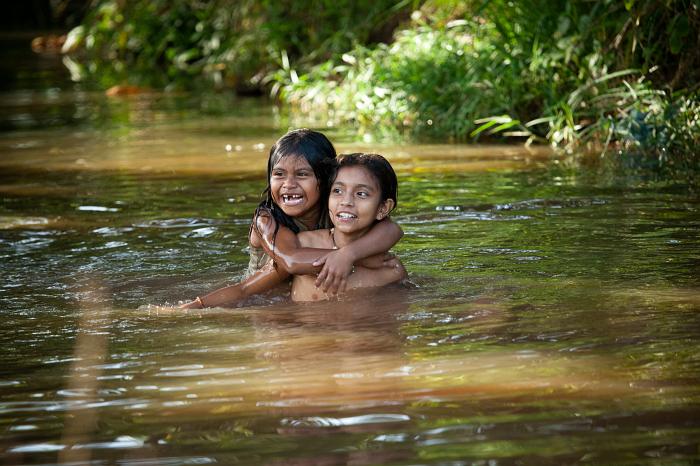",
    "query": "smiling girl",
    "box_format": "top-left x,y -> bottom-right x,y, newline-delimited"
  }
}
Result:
291,153 -> 407,302
181,130 -> 402,308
